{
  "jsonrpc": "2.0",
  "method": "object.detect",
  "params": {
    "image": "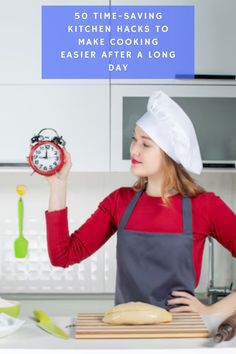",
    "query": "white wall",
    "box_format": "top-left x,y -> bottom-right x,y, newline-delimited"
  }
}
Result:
0,171 -> 235,295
